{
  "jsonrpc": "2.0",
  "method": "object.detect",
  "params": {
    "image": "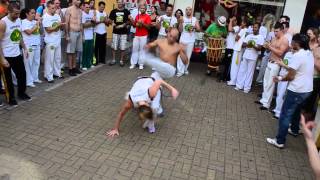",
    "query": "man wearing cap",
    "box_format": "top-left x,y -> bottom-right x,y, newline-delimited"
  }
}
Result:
205,16 -> 227,38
